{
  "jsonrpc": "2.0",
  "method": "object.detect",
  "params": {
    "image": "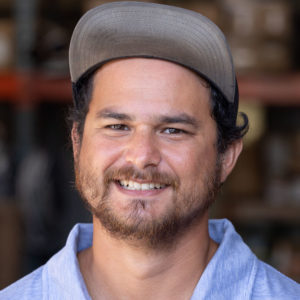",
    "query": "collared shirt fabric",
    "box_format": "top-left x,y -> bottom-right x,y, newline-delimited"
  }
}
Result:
1,219 -> 299,299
